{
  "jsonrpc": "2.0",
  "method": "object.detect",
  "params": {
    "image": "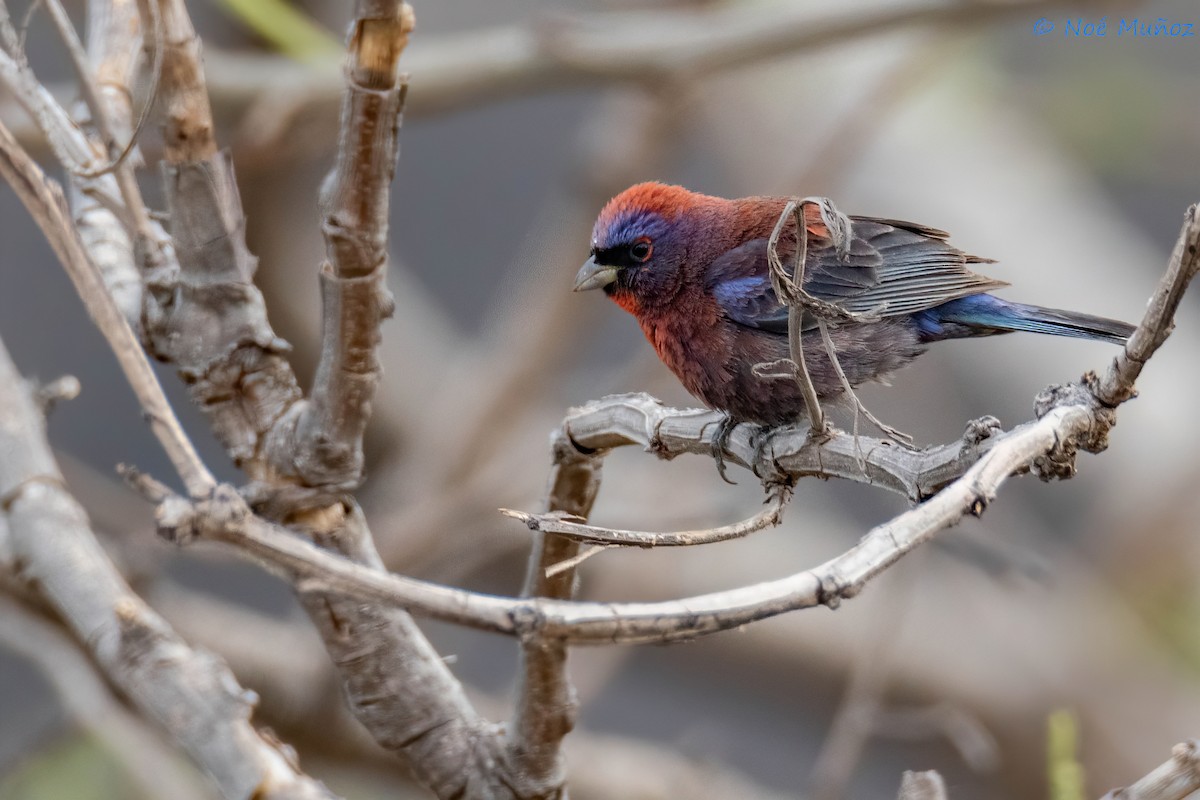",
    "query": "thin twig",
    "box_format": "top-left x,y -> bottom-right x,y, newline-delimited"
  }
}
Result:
759,196 -> 872,438
0,21 -> 103,175
502,491 -> 787,548
817,317 -> 915,448
1096,204 -> 1200,406
764,198 -> 825,434
0,118 -> 214,496
545,544 -> 610,578
1100,740 -> 1200,800
43,0 -> 150,232
70,0 -> 168,326
78,0 -> 163,182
